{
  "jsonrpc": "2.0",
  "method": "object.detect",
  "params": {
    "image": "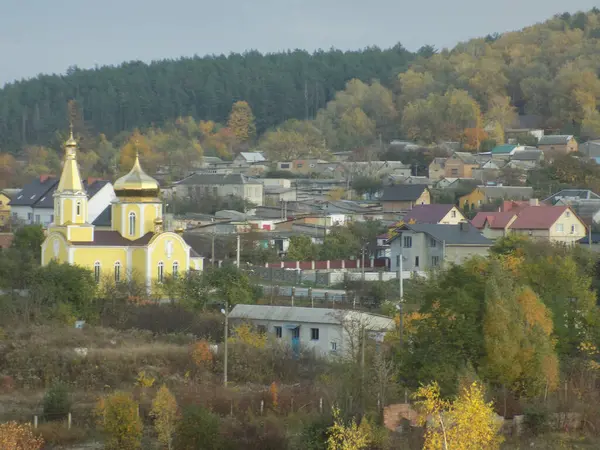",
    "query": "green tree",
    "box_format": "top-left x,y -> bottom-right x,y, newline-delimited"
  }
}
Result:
351,176 -> 383,199
43,382 -> 72,421
174,405 -> 223,450
287,235 -> 320,261
11,225 -> 45,263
